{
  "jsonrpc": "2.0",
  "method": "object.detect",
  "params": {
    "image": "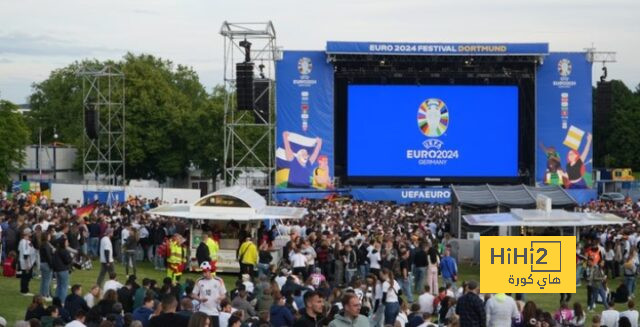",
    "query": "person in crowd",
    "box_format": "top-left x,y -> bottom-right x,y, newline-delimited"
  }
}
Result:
237,236 -> 258,277
148,295 -> 189,327
187,312 -> 210,327
270,294 -> 294,327
455,281 -> 485,327
601,301 -> 620,327
25,295 -> 47,321
293,290 -> 325,327
619,300 -> 638,327
53,236 -> 73,302
381,268 -> 402,326
570,302 -> 586,327
132,296 -> 155,327
39,232 -> 55,300
19,228 -> 36,296
328,293 -> 369,327
195,233 -> 211,266
486,293 -> 519,327
440,247 -> 457,289
65,310 -> 87,327
97,228 -> 115,286
192,261 -> 226,327
65,285 -> 90,320
84,285 -> 101,308
103,272 -> 123,295
426,244 -> 440,296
